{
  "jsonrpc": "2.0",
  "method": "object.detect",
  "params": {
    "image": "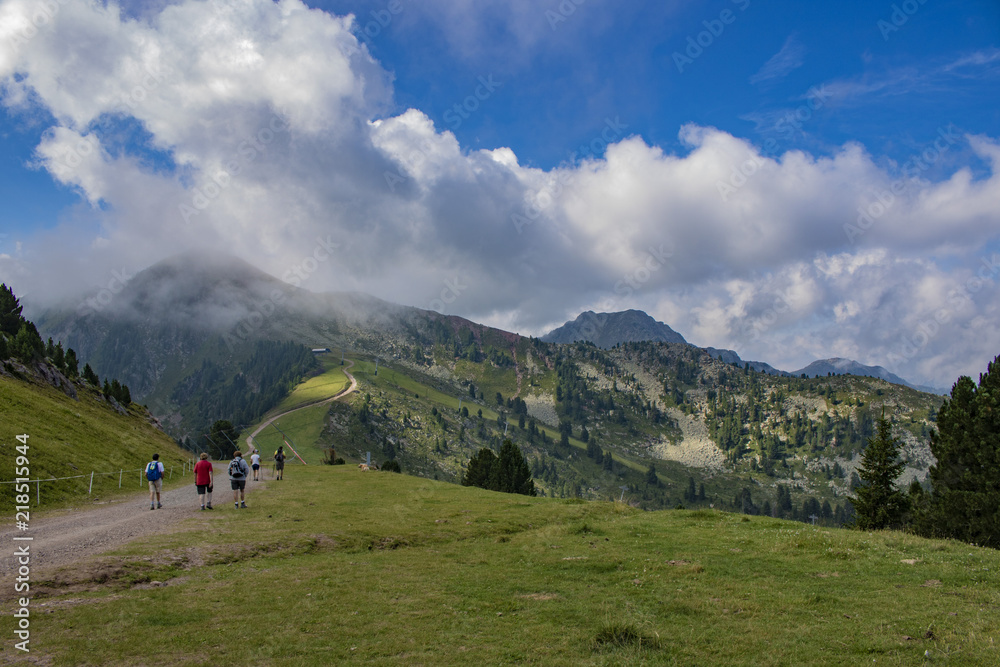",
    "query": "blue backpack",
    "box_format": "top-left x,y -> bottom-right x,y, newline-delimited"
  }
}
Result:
146,461 -> 162,481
